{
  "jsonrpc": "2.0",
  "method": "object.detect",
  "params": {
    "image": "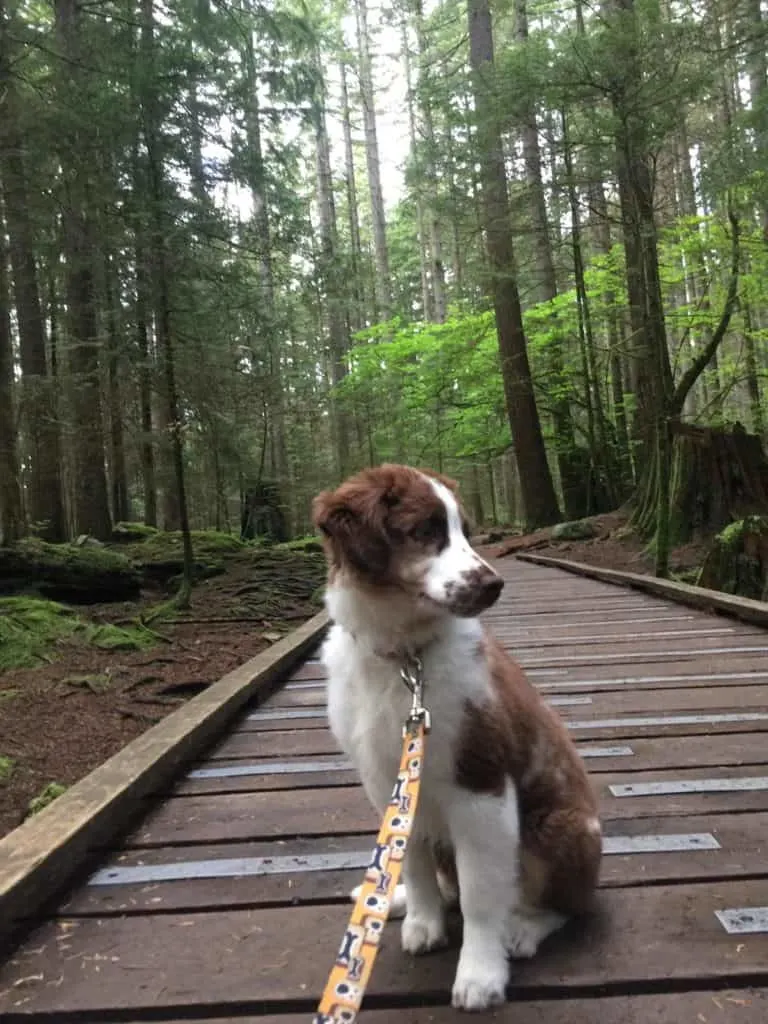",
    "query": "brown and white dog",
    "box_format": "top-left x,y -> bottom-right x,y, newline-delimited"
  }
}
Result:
313,465 -> 601,1011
